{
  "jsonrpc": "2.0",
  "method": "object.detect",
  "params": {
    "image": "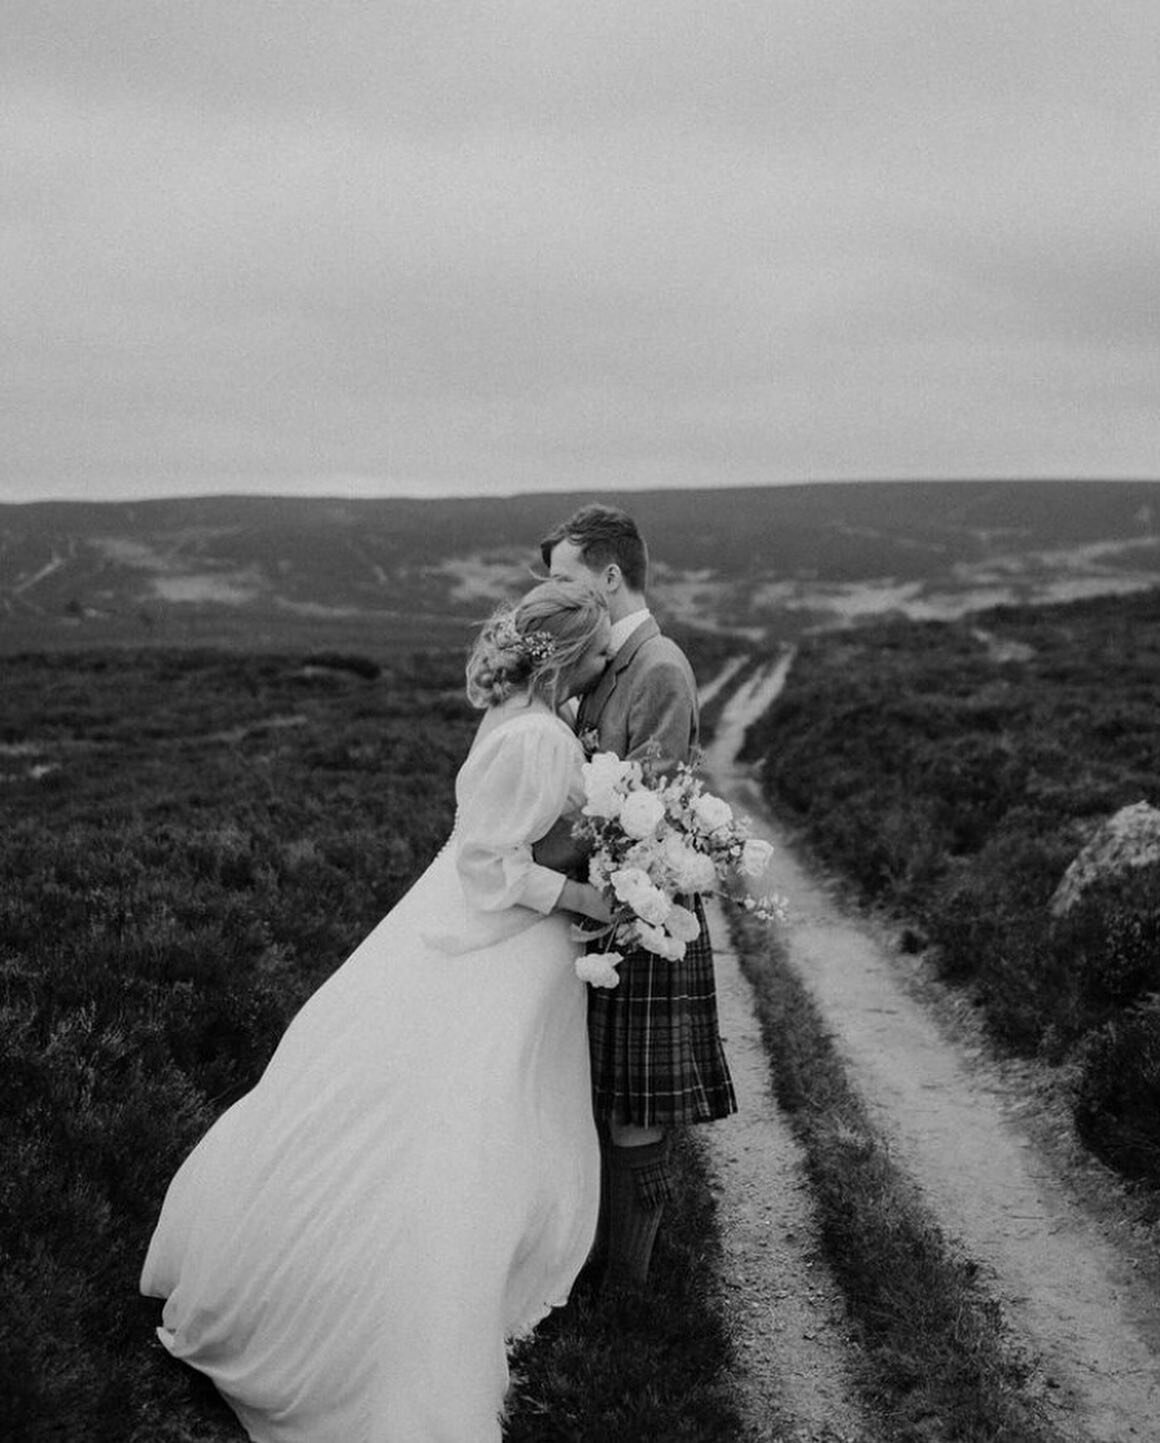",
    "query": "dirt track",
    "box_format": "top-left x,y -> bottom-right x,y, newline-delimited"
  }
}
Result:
696,895 -> 869,1442
700,657 -> 1160,1442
